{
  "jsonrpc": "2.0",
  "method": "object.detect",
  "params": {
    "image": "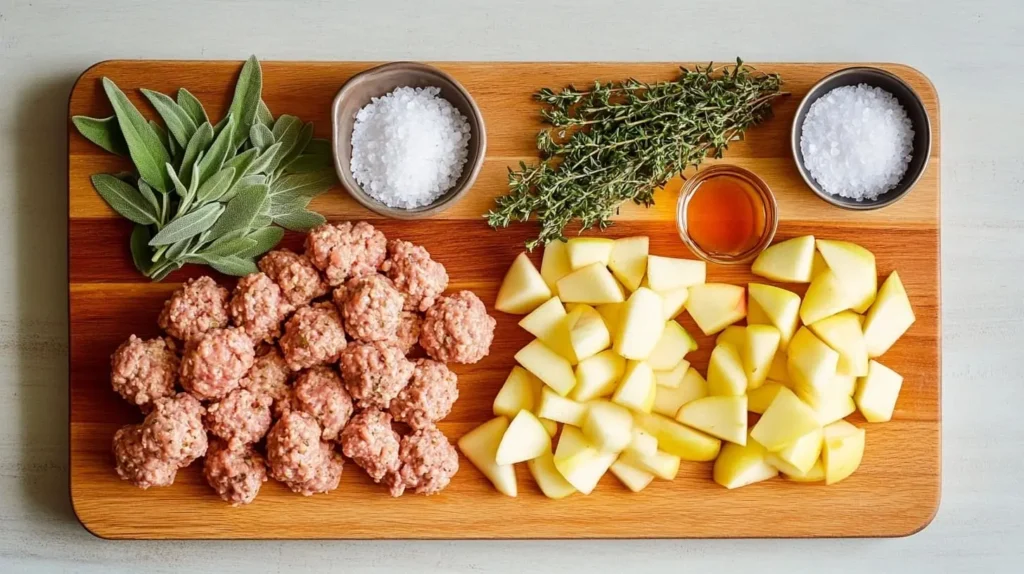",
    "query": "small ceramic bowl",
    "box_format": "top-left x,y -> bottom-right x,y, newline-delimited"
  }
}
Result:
331,62 -> 487,219
791,66 -> 932,210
